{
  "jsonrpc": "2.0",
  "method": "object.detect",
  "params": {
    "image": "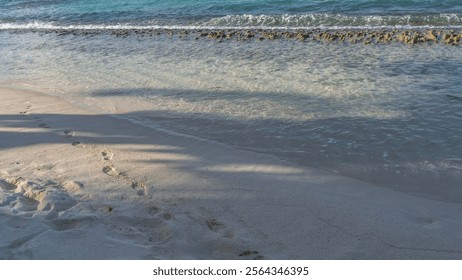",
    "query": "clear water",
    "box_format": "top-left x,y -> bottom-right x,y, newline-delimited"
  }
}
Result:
1,0 -> 462,28
1,1 -> 462,202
